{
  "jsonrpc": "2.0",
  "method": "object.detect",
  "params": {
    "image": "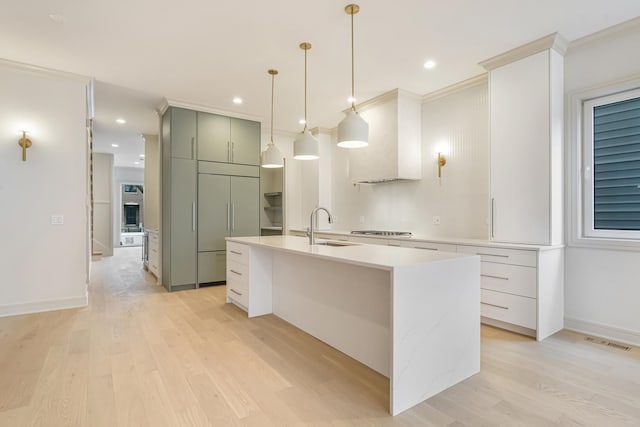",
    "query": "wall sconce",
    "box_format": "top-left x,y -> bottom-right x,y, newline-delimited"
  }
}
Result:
18,131 -> 32,161
437,152 -> 446,178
